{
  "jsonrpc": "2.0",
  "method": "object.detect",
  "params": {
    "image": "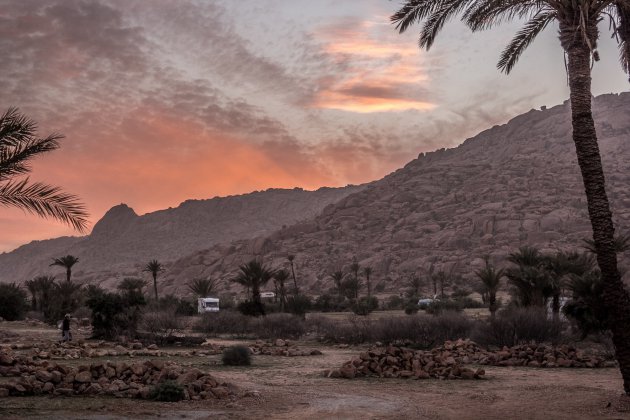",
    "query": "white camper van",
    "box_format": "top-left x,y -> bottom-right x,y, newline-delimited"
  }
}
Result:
197,297 -> 220,314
